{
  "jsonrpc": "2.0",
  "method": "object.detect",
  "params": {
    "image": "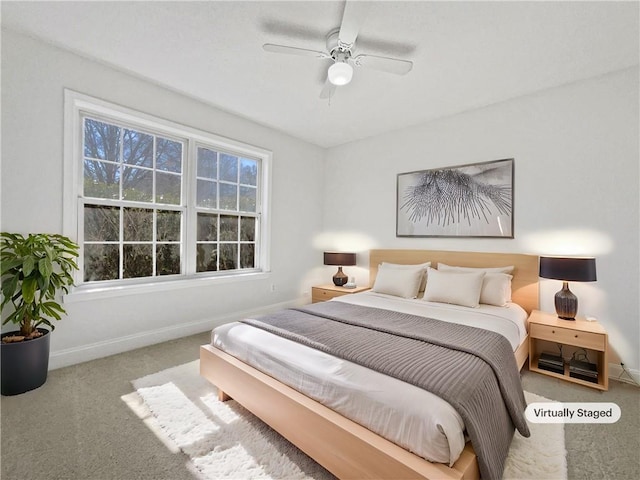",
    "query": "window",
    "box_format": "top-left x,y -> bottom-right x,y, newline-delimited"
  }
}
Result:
65,91 -> 271,290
